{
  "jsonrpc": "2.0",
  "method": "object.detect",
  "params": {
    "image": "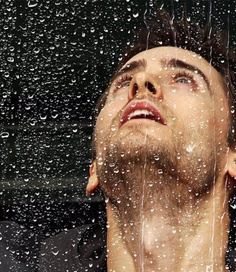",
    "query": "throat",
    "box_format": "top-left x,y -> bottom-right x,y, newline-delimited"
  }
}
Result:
105,170 -> 229,272
108,197 -> 229,272
99,145 -> 229,271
